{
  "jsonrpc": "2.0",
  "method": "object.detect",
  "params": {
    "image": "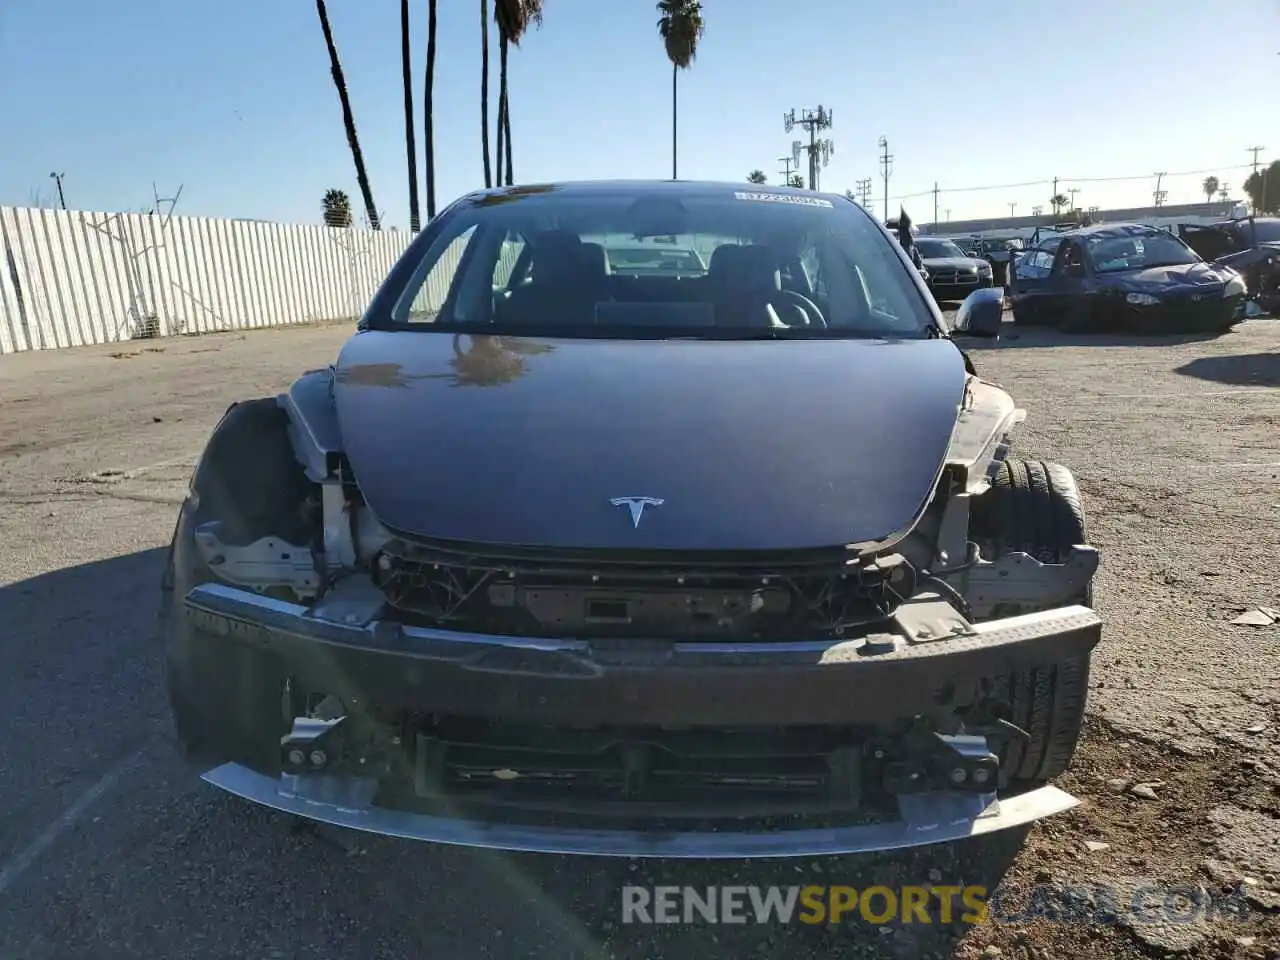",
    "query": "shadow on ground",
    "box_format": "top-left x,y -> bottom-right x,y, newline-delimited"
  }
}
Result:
961,325 -> 1227,351
0,547 -> 170,867
1174,352 -> 1280,387
228,795 -> 1030,959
